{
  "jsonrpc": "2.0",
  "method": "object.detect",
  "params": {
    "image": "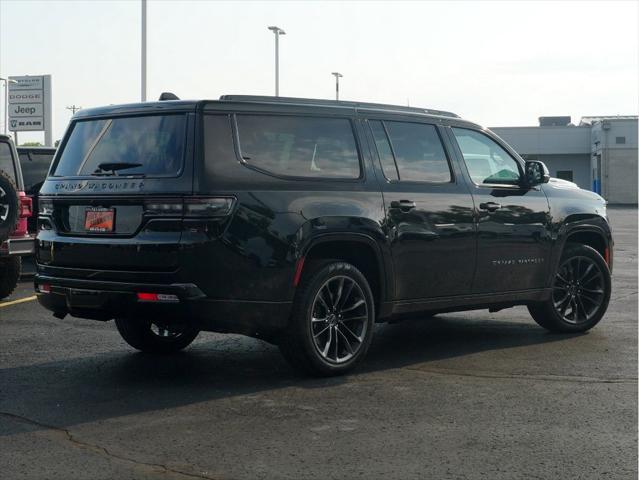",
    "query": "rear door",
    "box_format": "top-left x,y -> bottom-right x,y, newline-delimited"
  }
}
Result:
37,112 -> 194,270
447,127 -> 552,293
366,118 -> 476,301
